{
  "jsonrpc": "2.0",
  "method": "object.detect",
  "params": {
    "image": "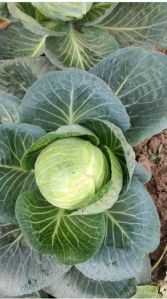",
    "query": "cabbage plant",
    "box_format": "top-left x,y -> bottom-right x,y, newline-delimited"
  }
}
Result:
1,3 -> 167,69
0,46 -> 167,297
